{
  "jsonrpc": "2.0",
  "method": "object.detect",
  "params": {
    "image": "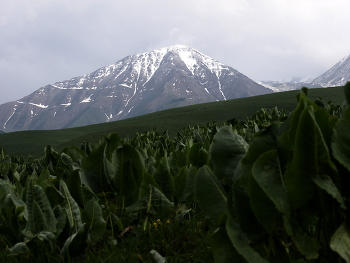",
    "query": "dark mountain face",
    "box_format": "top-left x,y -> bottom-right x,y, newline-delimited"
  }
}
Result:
312,54 -> 350,87
0,45 -> 272,132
